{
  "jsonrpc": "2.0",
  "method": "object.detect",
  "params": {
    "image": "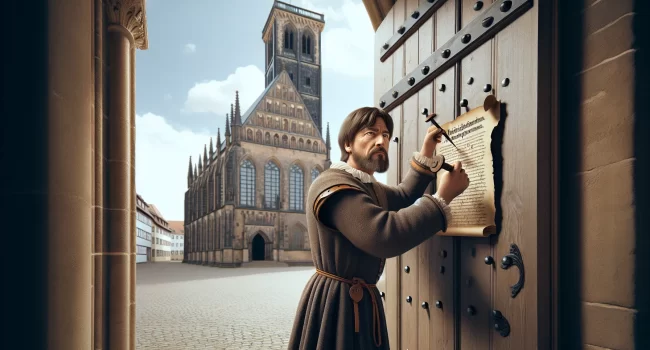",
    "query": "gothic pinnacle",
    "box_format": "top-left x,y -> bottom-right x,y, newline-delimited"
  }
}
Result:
326,122 -> 331,148
235,90 -> 241,124
225,114 -> 231,136
217,128 -> 222,152
203,145 -> 208,165
209,137 -> 214,157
